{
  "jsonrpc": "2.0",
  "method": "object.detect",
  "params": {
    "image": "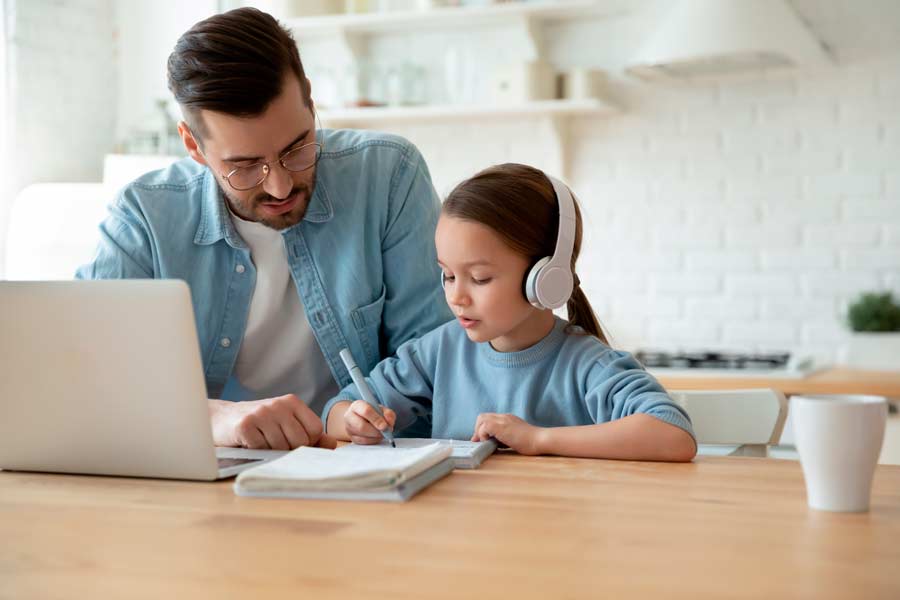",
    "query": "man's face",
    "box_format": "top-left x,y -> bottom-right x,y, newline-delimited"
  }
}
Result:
185,76 -> 318,230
